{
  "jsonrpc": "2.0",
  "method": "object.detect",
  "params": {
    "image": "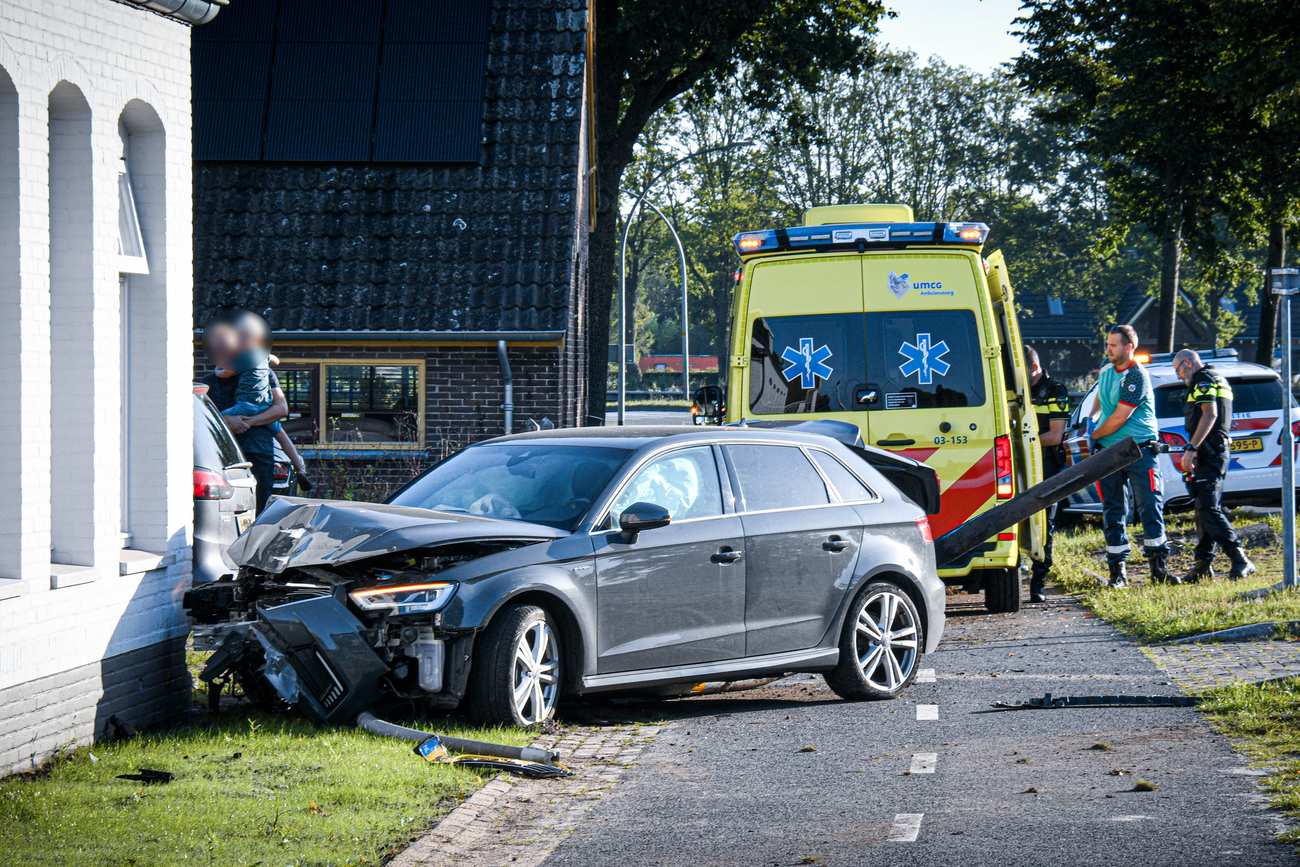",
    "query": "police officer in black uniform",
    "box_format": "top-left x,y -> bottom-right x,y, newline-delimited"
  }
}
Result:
1026,345 -> 1072,602
1173,349 -> 1256,582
